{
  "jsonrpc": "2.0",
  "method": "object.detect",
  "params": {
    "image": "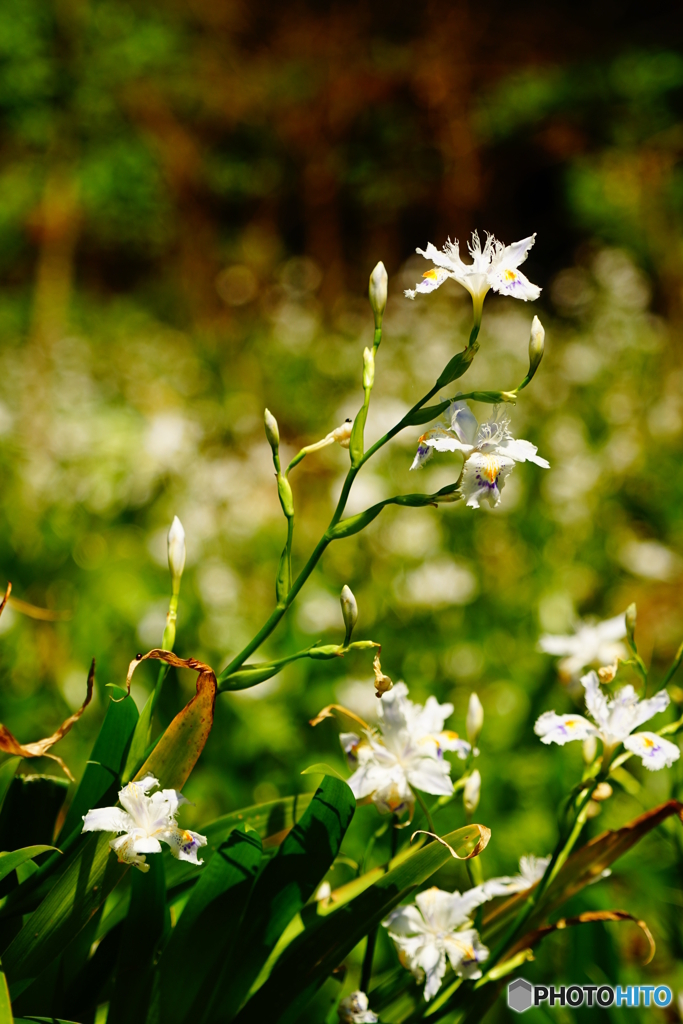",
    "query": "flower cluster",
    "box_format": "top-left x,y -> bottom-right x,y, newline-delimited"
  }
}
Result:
411,401 -> 549,509
341,684 -> 471,815
535,672 -> 680,770
82,774 -> 207,872
405,232 -> 540,323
